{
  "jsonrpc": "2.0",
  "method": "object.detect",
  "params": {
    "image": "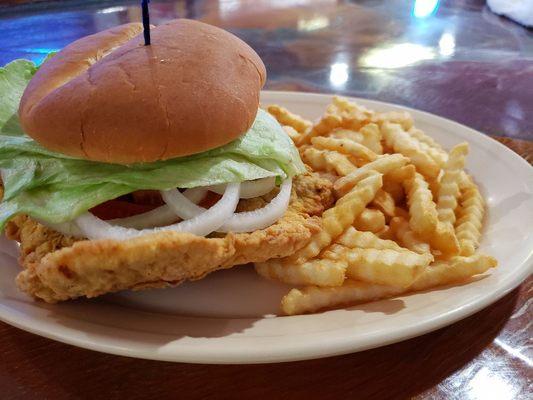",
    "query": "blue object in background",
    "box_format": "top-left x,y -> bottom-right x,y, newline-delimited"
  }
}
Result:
413,0 -> 440,19
0,2 -> 137,65
0,0 -> 531,140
